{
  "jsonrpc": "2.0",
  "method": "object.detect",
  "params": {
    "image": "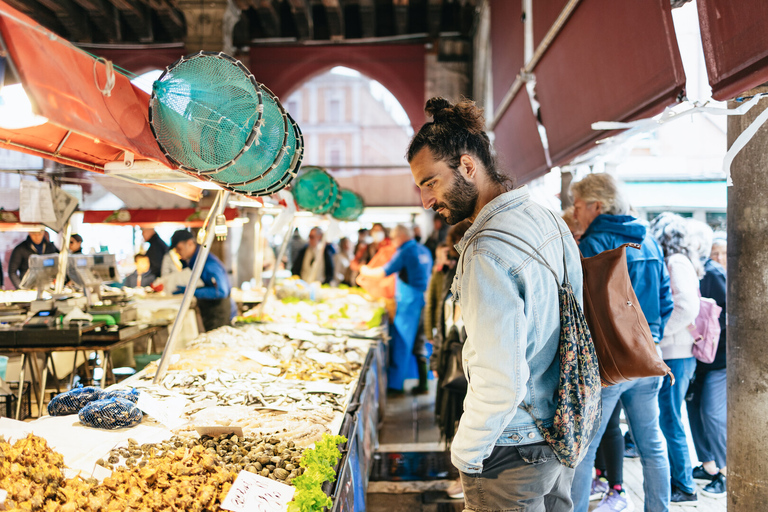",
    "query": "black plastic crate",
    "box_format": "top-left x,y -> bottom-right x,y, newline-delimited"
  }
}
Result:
0,381 -> 32,420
